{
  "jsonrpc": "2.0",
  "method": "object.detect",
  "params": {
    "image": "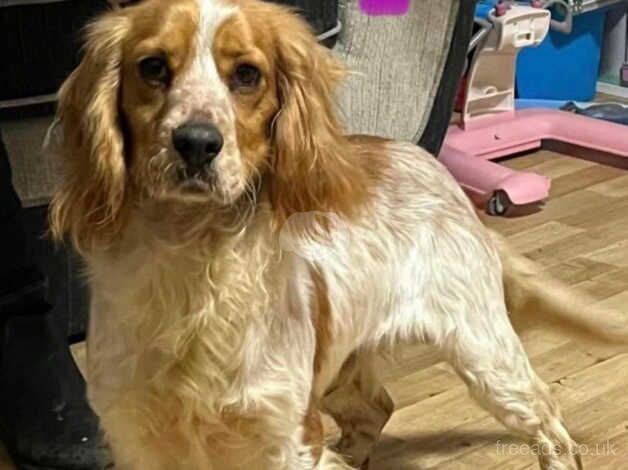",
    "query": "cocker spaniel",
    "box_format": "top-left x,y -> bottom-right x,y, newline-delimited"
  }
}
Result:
48,1 -> 626,469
